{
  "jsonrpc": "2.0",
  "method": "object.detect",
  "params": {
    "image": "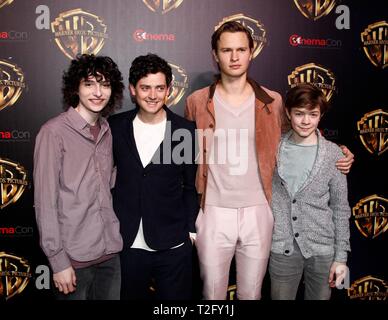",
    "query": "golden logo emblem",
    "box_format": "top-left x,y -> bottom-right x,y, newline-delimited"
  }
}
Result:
357,109 -> 387,156
215,13 -> 267,59
0,0 -> 13,10
167,63 -> 188,107
288,62 -> 336,101
0,60 -> 25,112
293,0 -> 336,21
361,21 -> 388,69
0,252 -> 31,301
352,195 -> 388,239
348,276 -> 388,300
227,284 -> 237,300
142,0 -> 184,14
0,158 -> 28,210
51,8 -> 108,60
